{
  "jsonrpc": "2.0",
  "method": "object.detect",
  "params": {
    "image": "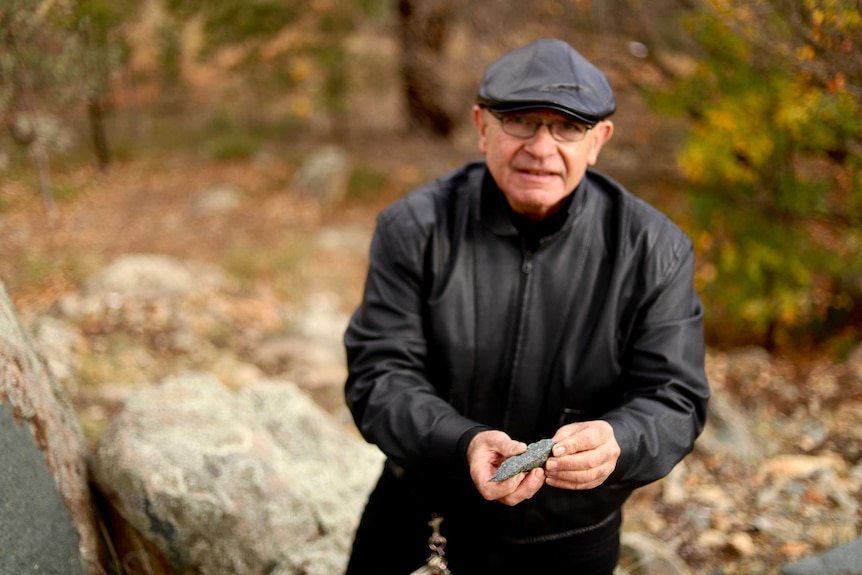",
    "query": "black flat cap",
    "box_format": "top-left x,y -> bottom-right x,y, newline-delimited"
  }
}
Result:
477,39 -> 615,125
